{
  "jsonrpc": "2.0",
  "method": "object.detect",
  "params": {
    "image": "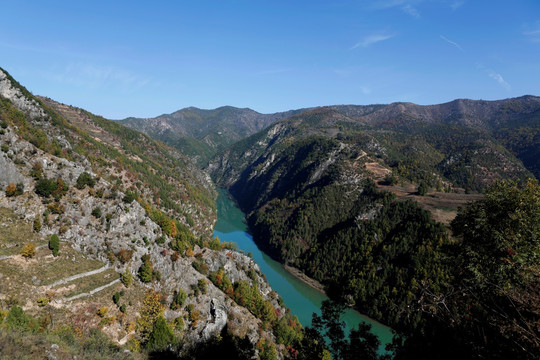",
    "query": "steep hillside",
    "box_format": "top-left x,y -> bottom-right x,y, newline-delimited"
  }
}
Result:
0,68 -> 302,359
331,96 -> 540,180
209,102 -> 535,199
207,103 -> 537,336
120,106 -> 307,166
